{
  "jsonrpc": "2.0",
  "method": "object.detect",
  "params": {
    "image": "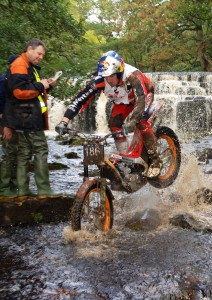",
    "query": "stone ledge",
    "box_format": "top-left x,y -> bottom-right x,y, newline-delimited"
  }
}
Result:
0,196 -> 75,226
